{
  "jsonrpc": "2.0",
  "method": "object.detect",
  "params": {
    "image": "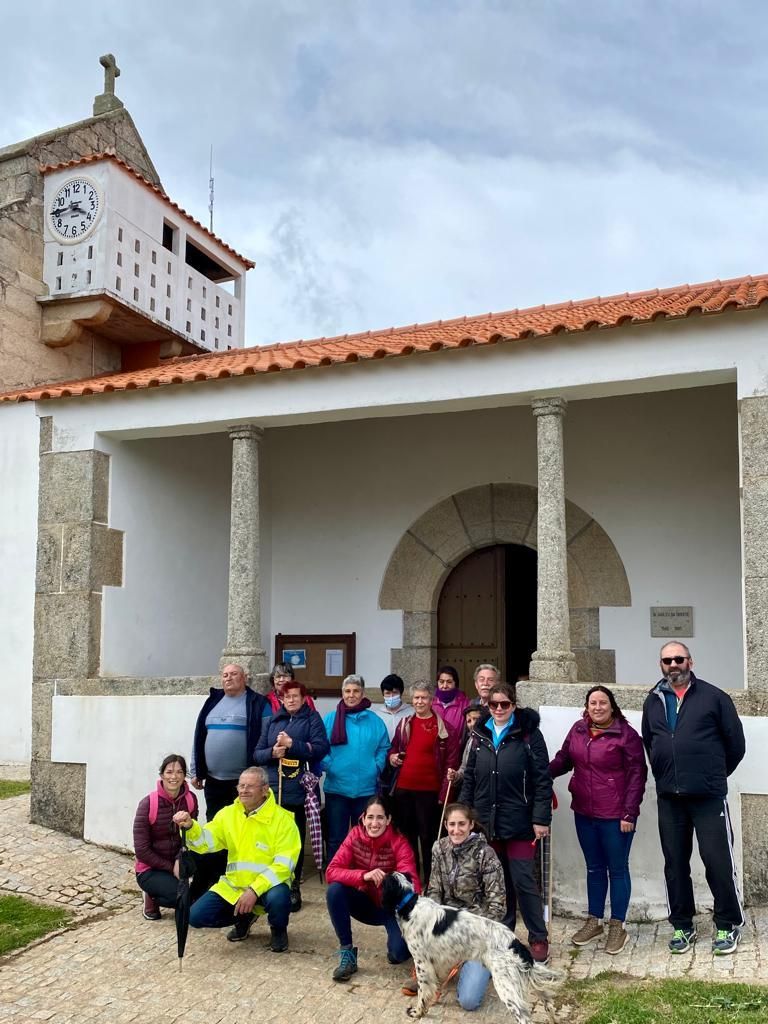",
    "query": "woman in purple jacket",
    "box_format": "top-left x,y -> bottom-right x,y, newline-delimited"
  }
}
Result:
549,686 -> 647,955
133,753 -> 198,921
